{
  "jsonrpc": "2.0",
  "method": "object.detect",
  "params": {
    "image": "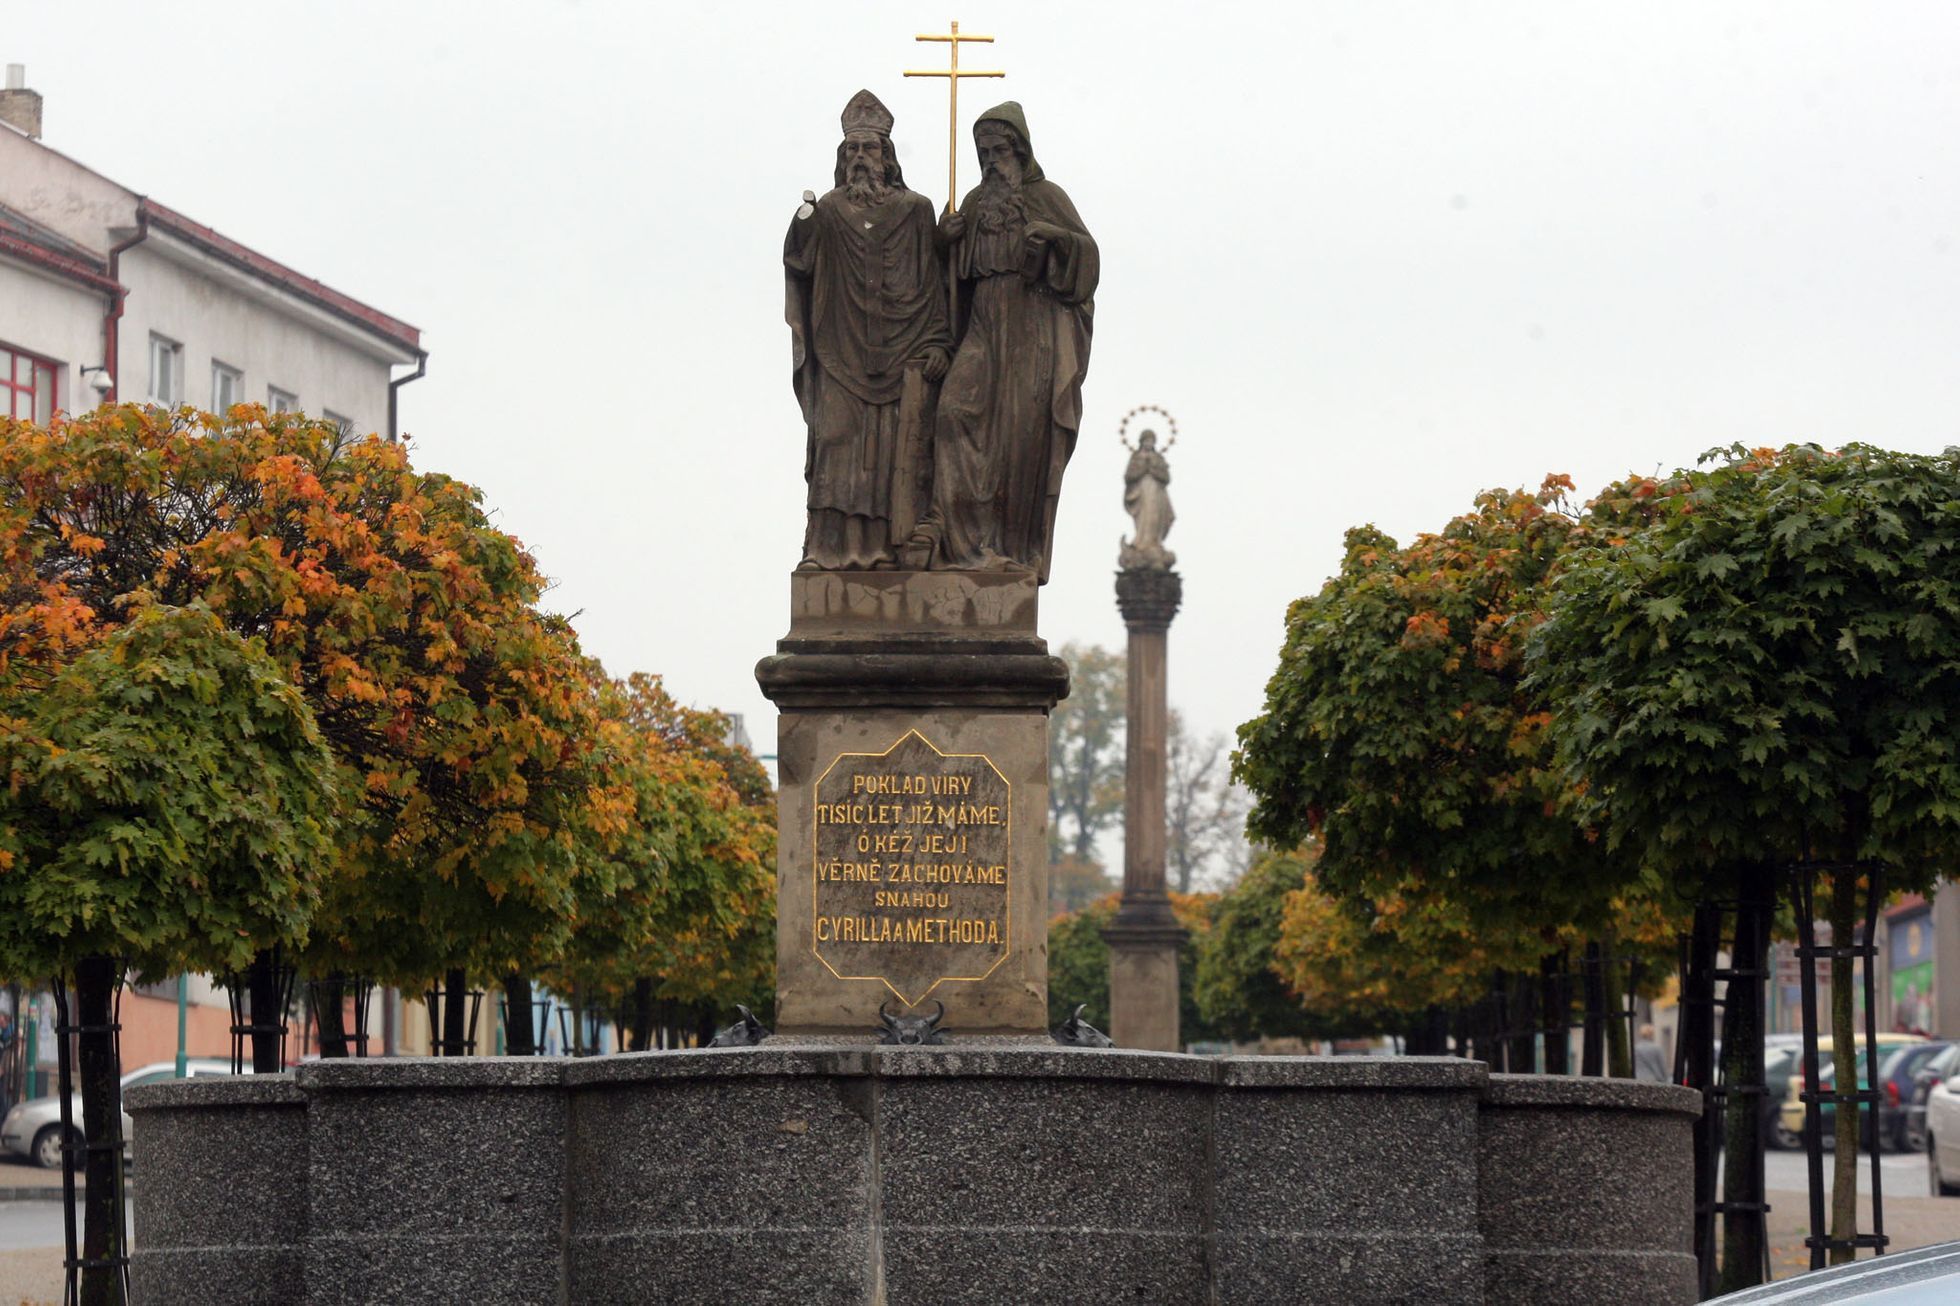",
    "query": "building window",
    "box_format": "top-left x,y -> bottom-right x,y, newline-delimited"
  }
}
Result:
147,334 -> 183,405
323,410 -> 354,438
211,361 -> 243,411
268,386 -> 298,414
0,342 -> 57,423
